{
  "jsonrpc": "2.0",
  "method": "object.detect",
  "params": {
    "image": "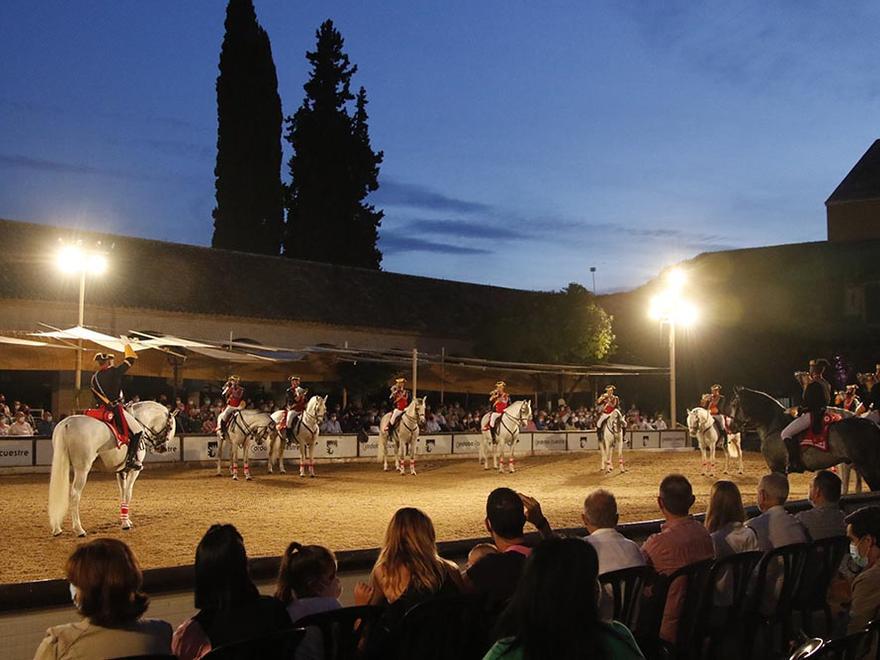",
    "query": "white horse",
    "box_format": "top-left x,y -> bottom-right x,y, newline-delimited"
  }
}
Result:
216,409 -> 275,481
268,396 -> 327,477
597,408 -> 627,474
479,400 -> 532,473
687,407 -> 743,476
48,401 -> 176,537
379,397 -> 426,475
